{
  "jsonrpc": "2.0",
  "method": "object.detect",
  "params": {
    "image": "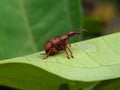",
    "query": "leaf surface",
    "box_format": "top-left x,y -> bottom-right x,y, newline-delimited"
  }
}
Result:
0,32 -> 120,90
